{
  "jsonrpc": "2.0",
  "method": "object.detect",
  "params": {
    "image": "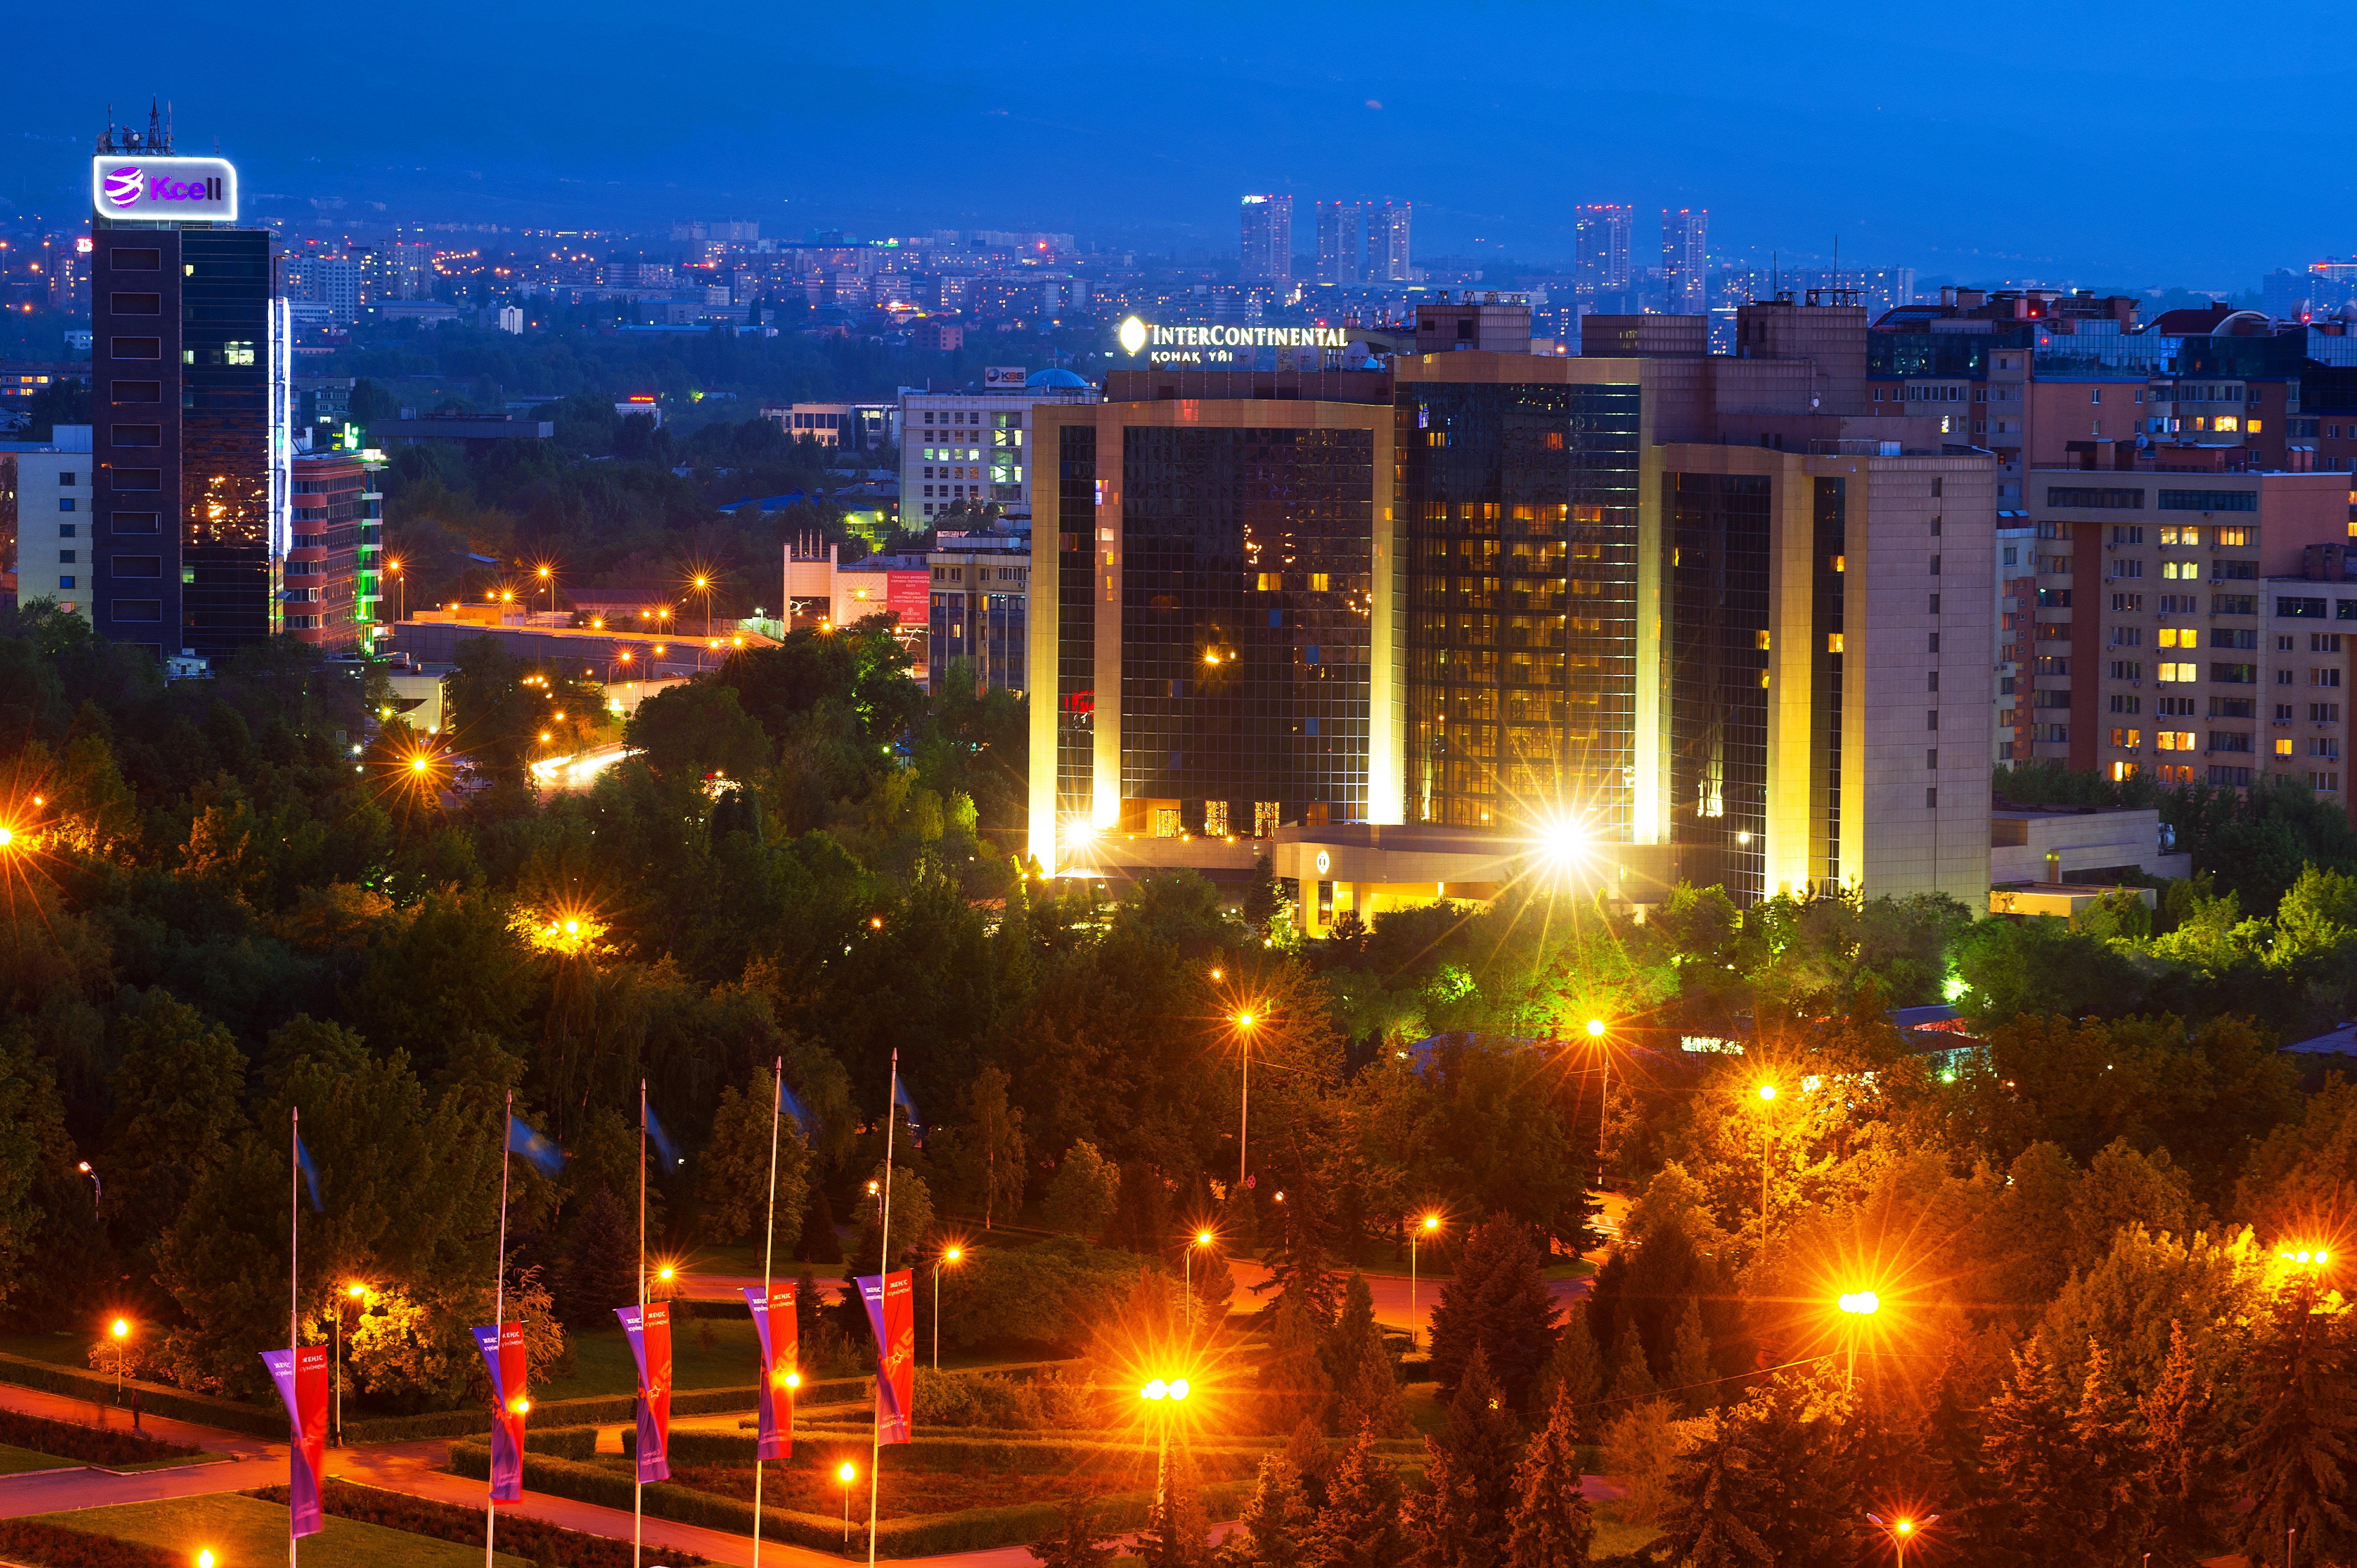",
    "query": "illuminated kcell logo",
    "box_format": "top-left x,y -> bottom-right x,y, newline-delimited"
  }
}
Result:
1118,315 -> 1148,355
102,166 -> 145,207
